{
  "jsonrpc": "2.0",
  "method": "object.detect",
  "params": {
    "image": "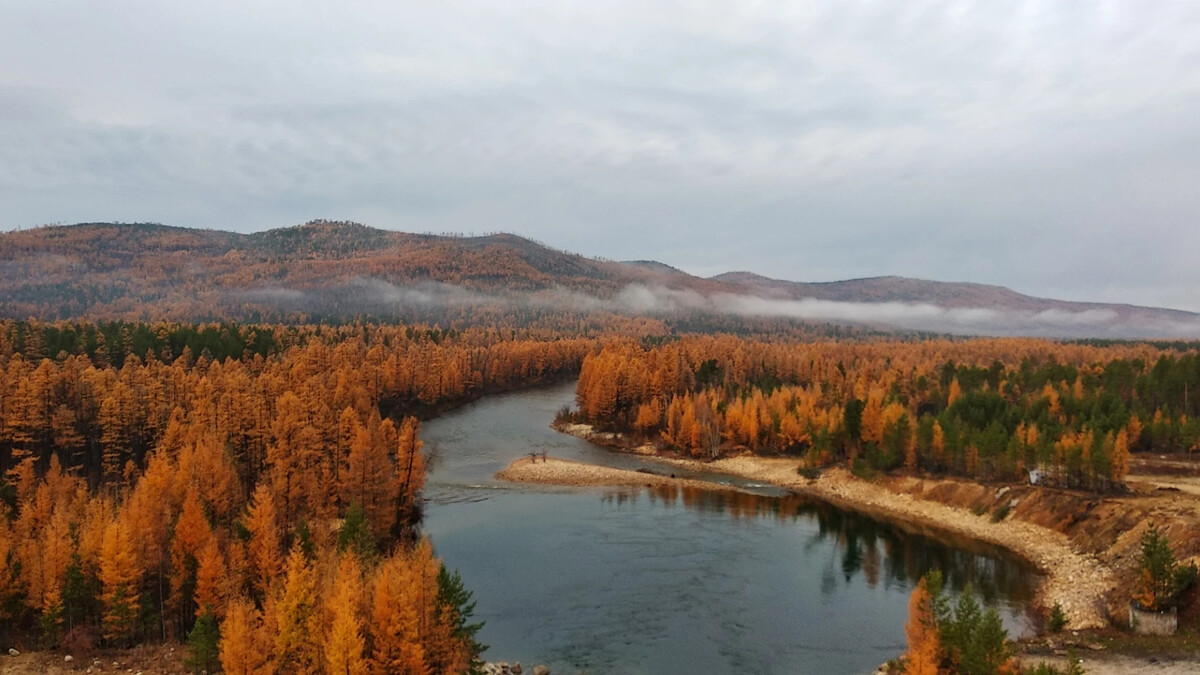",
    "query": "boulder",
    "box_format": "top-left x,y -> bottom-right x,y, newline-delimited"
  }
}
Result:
532,666 -> 550,675
512,663 -> 522,674
64,655 -> 74,663
1130,602 -> 1177,635
7,648 -> 18,657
